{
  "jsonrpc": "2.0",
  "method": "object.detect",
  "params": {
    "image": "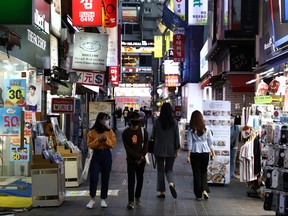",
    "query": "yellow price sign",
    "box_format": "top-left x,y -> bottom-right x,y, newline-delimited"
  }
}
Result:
6,86 -> 25,105
11,153 -> 20,161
